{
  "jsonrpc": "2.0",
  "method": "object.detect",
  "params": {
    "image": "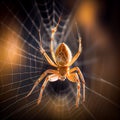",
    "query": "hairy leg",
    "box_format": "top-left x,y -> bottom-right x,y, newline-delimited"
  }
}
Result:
38,28 -> 57,67
67,37 -> 82,66
70,67 -> 85,102
50,16 -> 61,63
67,73 -> 81,108
37,74 -> 59,104
26,69 -> 59,97
50,29 -> 56,63
40,40 -> 57,67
